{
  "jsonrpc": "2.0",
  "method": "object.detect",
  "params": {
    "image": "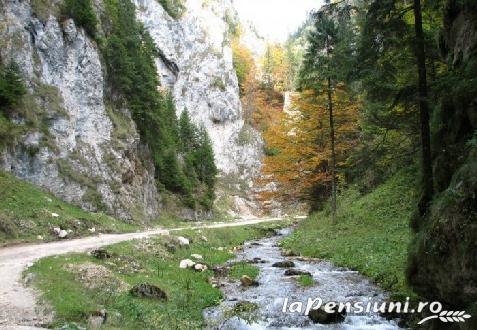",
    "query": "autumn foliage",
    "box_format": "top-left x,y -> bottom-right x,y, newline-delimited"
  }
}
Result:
259,87 -> 360,203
